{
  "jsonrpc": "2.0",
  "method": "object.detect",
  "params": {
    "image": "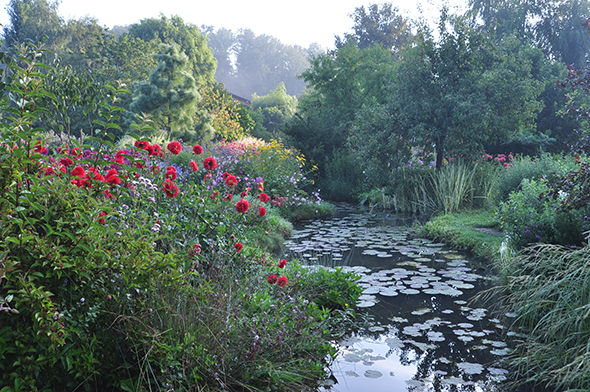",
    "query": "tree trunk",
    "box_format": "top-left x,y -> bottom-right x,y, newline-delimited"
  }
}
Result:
435,134 -> 446,170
